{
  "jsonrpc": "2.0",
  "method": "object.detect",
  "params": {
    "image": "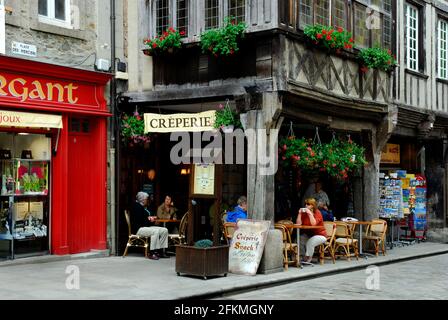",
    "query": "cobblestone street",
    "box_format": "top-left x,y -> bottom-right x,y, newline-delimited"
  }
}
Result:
219,254 -> 448,300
